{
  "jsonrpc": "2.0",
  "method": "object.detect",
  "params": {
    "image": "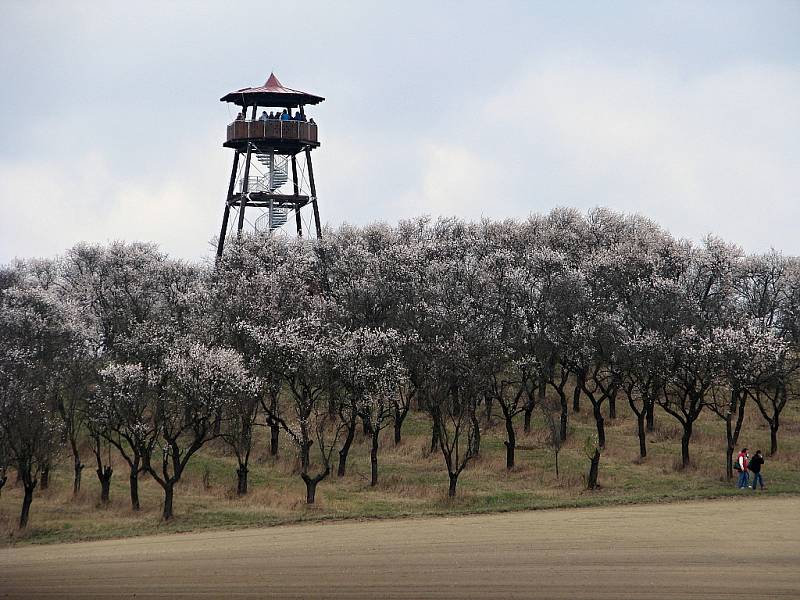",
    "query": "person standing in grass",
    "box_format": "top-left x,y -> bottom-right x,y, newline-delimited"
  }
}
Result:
749,450 -> 766,490
737,448 -> 750,489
